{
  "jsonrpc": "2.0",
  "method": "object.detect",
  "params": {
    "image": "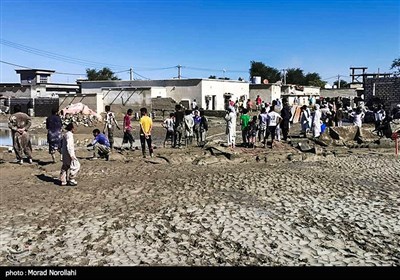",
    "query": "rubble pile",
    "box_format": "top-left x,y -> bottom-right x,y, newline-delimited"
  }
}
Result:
60,103 -> 102,127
